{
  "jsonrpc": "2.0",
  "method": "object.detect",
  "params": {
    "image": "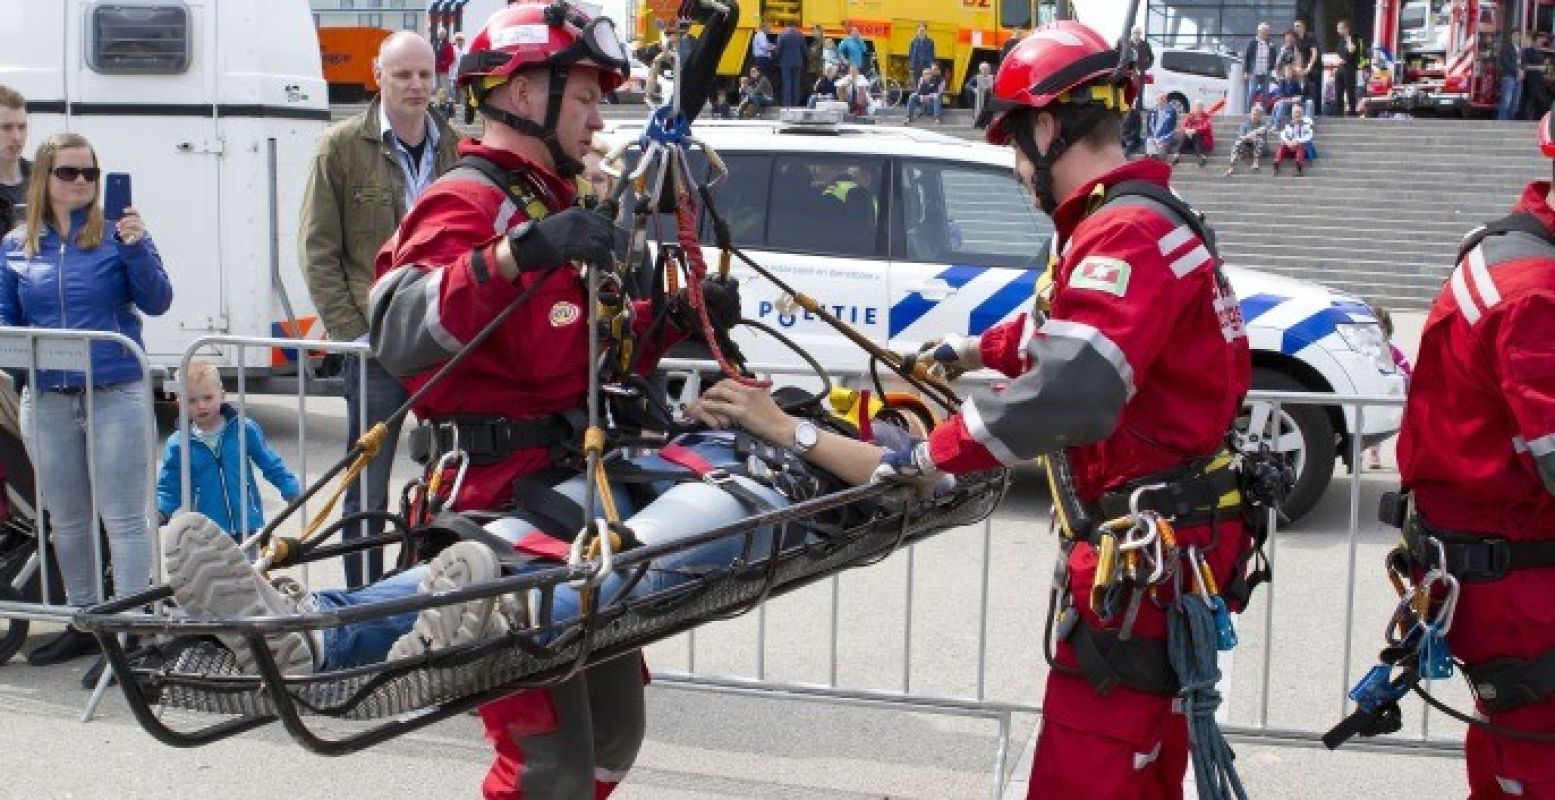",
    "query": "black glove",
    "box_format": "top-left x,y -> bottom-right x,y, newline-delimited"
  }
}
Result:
507,207 -> 617,273
670,276 -> 742,334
